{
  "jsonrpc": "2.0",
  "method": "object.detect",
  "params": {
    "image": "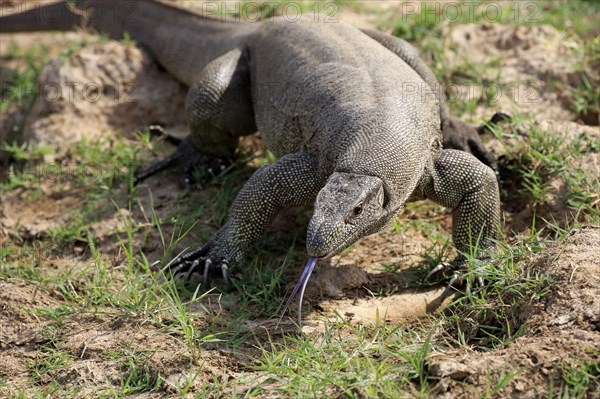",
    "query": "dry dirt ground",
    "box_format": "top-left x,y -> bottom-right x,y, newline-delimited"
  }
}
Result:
0,1 -> 599,398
